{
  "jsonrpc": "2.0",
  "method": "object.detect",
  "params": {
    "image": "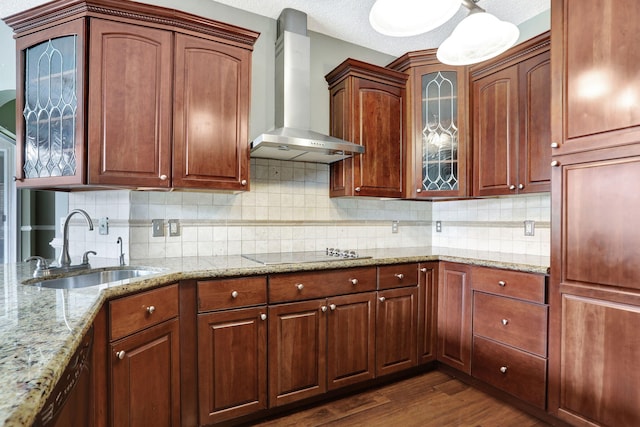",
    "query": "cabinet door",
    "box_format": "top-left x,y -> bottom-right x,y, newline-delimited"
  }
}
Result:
326,292 -> 376,390
88,19 -> 172,188
268,300 -> 327,407
110,318 -> 180,427
376,287 -> 418,376
197,307 -> 267,425
437,263 -> 472,373
473,66 -> 519,196
418,263 -> 438,364
173,33 -> 251,190
518,51 -> 551,193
